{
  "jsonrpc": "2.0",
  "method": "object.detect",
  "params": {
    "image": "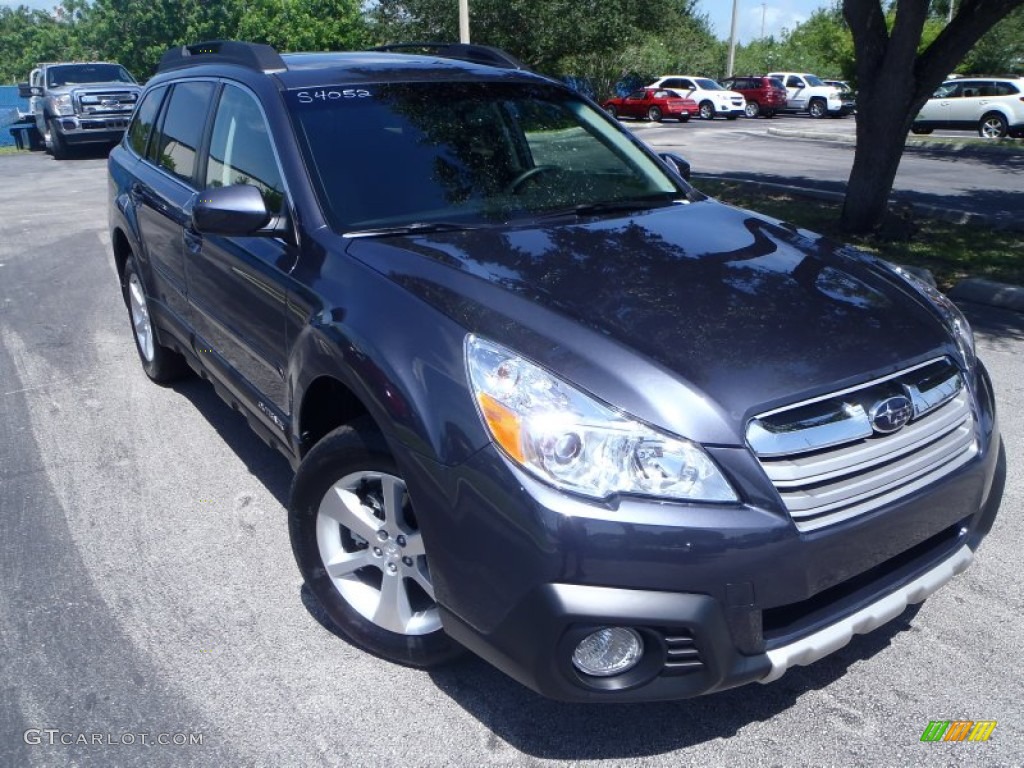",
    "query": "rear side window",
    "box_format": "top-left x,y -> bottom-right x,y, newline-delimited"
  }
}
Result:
994,82 -> 1021,96
150,81 -> 216,185
126,86 -> 166,157
204,84 -> 285,215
